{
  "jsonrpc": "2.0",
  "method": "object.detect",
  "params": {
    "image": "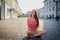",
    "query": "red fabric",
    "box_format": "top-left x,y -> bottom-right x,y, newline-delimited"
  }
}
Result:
27,20 -> 37,32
